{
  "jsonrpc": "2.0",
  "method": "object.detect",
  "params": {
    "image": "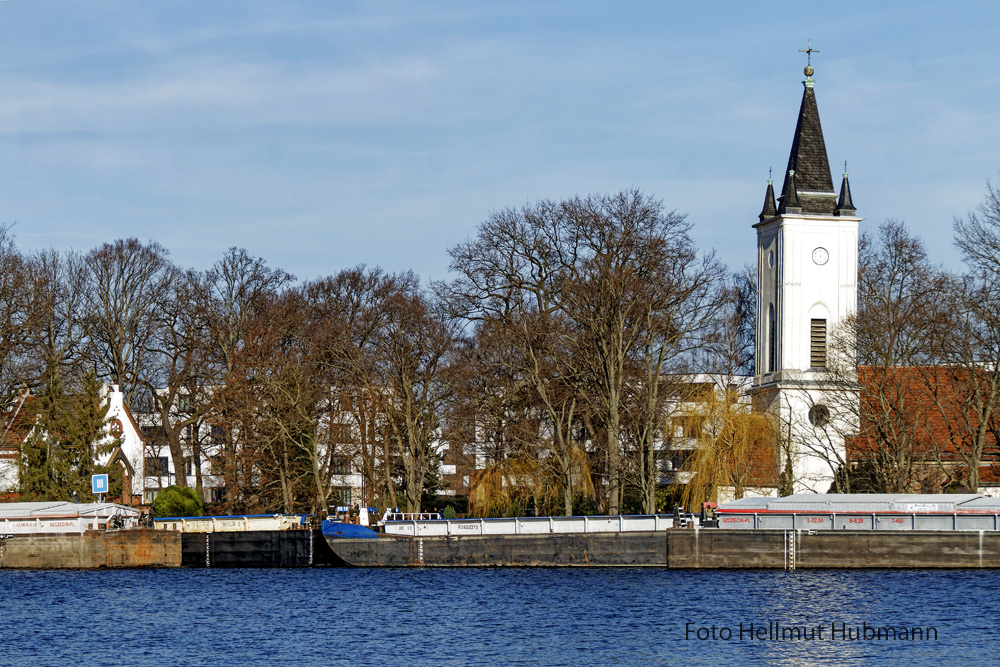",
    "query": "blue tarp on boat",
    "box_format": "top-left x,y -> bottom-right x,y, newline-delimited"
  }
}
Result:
321,520 -> 378,539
